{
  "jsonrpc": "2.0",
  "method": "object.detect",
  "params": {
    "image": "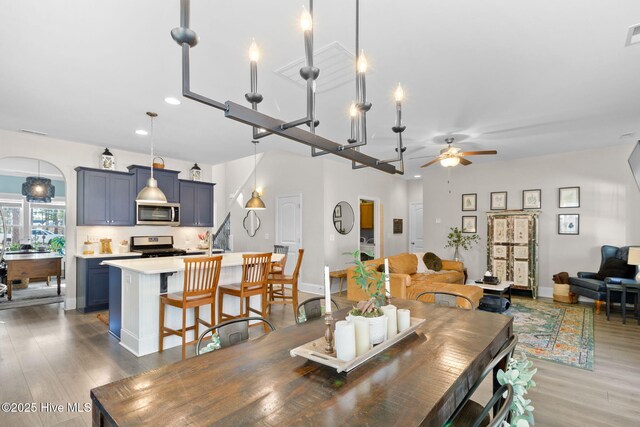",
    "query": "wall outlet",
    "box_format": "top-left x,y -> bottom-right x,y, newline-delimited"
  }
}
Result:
329,234 -> 335,241
87,235 -> 100,243
435,218 -> 441,224
264,233 -> 270,240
